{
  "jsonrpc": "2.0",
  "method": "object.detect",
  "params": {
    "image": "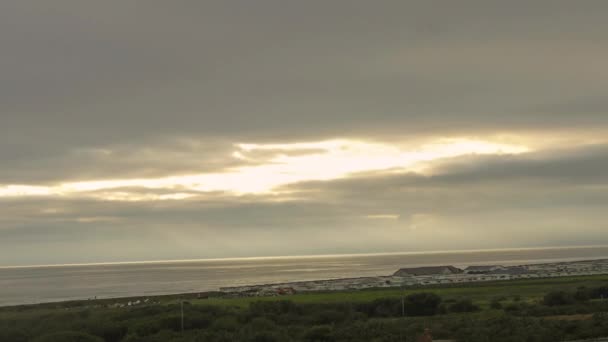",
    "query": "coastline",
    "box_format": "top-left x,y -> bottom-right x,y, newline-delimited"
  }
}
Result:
3,257 -> 608,309
3,245 -> 608,269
